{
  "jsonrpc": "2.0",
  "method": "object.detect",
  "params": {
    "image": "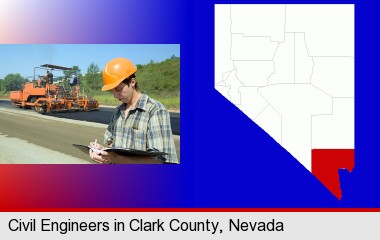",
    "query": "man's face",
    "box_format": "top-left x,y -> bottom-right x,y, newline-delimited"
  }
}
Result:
111,80 -> 134,104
